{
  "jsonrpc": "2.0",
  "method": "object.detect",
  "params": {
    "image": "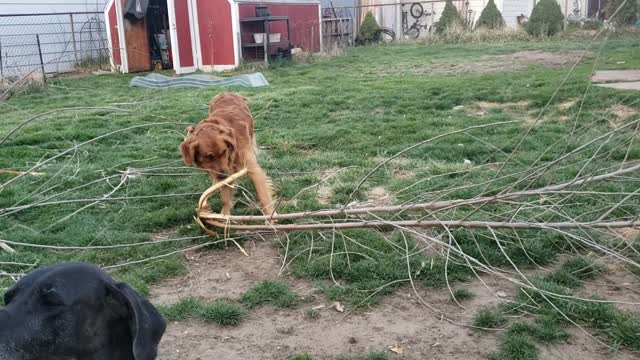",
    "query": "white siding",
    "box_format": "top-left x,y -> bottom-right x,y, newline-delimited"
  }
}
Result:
0,0 -> 106,15
501,0 -> 531,27
555,0 -> 588,19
